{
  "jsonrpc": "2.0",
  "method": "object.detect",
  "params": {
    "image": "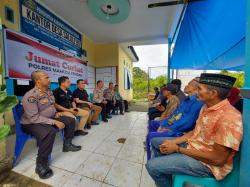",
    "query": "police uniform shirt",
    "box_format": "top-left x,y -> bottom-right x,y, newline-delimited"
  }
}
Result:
53,88 -> 73,109
21,87 -> 56,125
73,88 -> 89,101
